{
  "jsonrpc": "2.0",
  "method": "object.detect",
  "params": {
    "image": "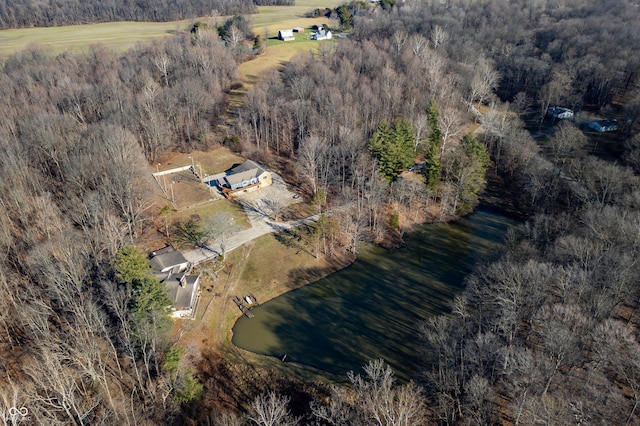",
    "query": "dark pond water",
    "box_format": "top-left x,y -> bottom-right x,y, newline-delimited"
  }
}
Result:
232,206 -> 518,381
